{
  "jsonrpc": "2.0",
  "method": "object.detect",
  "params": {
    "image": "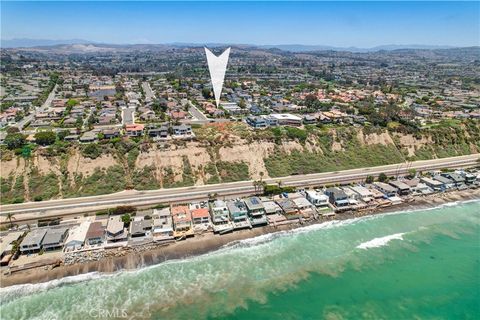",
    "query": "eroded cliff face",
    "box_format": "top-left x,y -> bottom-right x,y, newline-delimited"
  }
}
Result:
1,123 -> 479,203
